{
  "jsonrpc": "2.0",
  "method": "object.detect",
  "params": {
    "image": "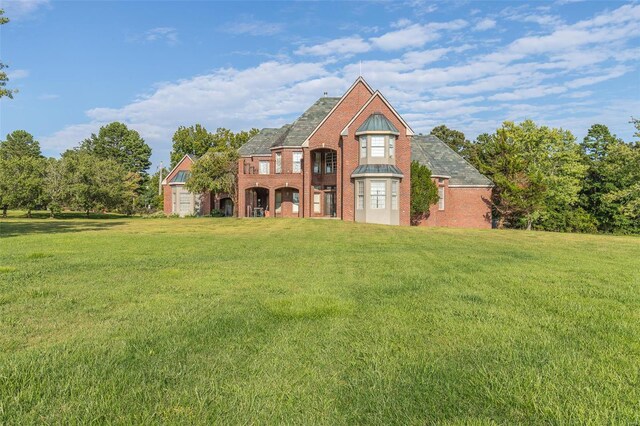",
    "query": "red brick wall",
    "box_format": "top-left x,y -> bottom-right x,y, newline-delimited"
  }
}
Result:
418,181 -> 492,228
307,80 -> 373,219
342,95 -> 412,225
237,151 -> 304,218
